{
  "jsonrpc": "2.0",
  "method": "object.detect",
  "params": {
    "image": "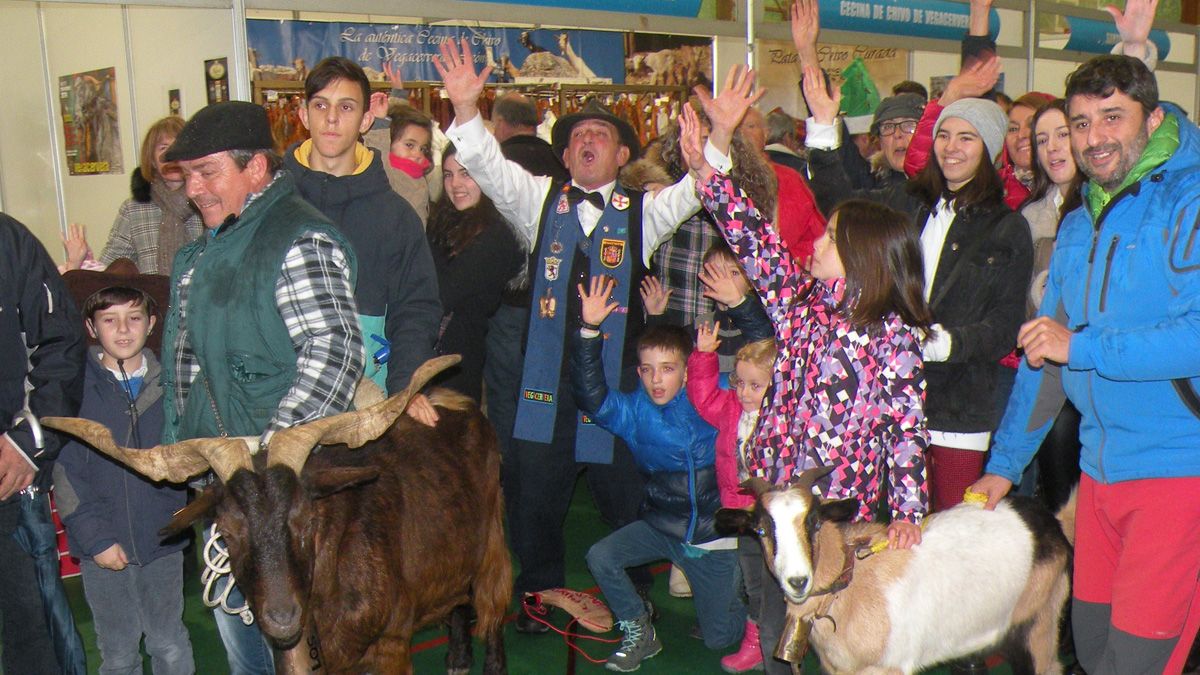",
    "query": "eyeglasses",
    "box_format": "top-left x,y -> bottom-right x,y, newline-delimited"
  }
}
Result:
878,120 -> 918,137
